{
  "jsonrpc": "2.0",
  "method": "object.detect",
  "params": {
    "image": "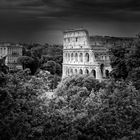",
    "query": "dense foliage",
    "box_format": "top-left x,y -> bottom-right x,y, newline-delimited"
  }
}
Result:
55,75 -> 105,96
110,36 -> 140,89
1,71 -> 140,140
18,43 -> 63,75
0,69 -> 60,140
1,36 -> 140,139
